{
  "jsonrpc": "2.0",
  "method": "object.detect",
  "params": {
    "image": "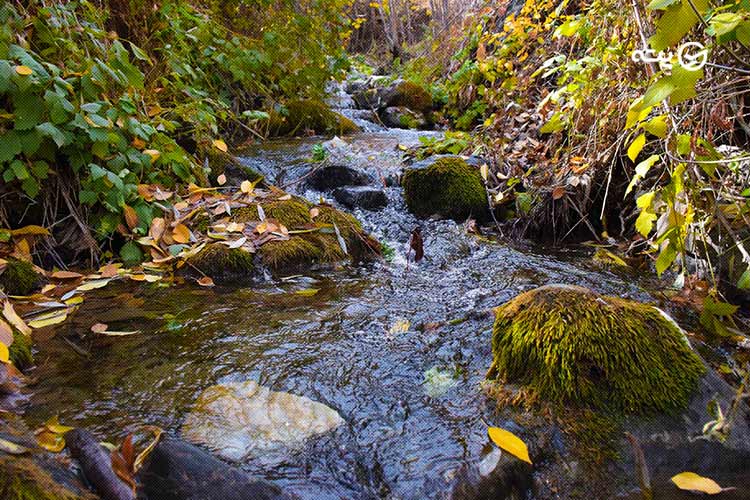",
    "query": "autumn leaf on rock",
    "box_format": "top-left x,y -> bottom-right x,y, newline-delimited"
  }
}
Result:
488,427 -> 532,464
671,472 -> 730,495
